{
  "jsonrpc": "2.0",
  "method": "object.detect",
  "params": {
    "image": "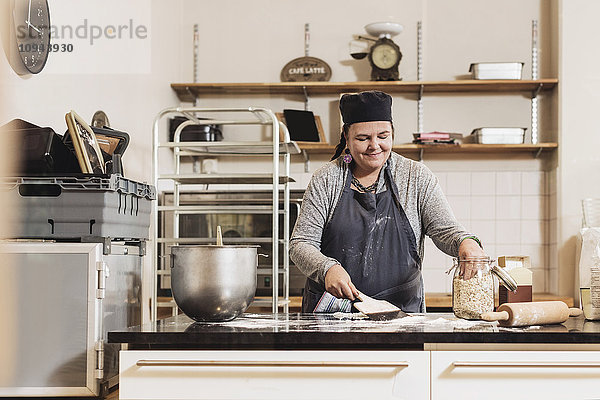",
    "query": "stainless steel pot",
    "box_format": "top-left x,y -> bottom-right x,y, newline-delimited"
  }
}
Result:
170,245 -> 258,322
168,116 -> 223,142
